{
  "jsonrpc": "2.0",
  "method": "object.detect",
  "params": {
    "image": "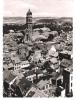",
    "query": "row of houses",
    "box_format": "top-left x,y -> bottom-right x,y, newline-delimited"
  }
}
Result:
3,40 -> 73,97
